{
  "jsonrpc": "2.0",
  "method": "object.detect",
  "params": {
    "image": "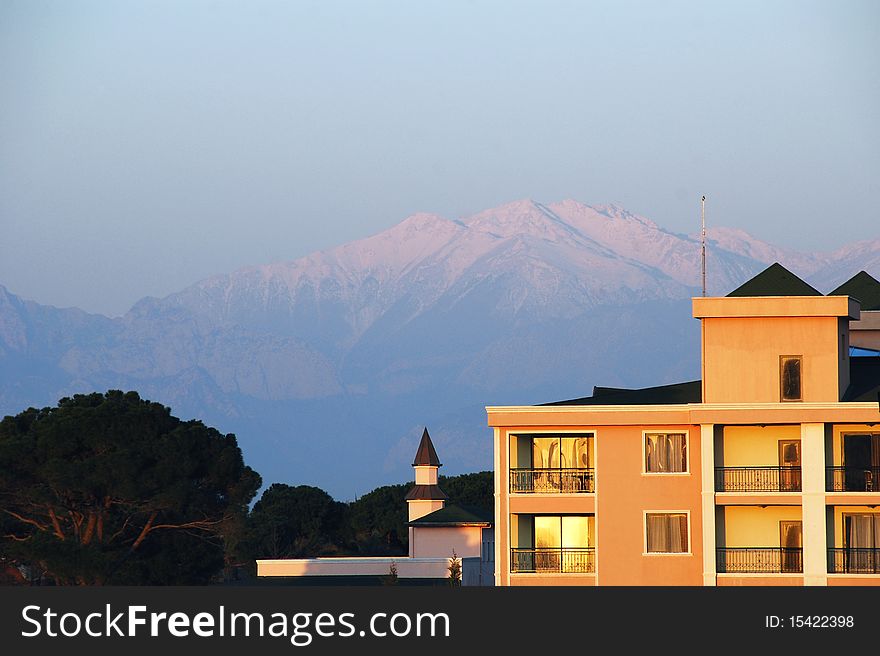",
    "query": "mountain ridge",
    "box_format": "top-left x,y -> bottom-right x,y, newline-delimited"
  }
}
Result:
2,199 -> 878,498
